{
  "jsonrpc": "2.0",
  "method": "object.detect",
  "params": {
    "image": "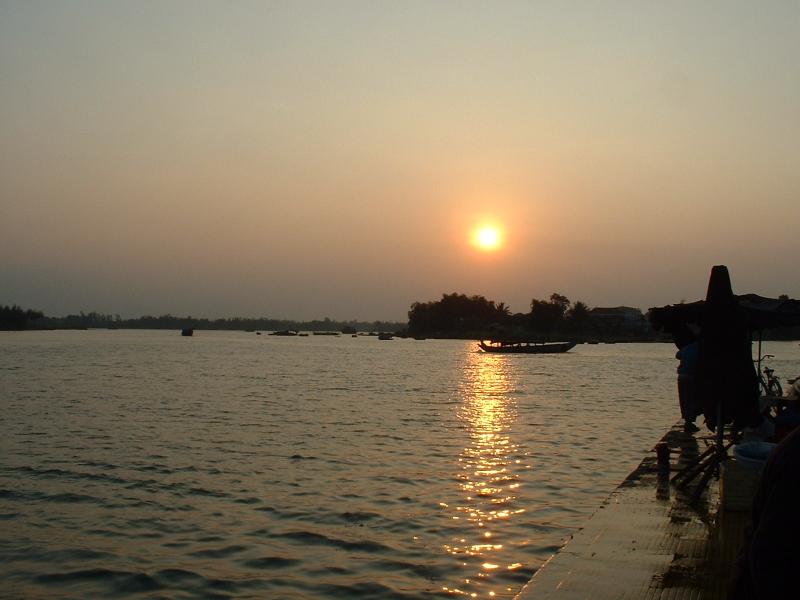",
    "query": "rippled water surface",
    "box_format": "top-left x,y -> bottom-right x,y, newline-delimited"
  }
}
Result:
3,331 -> 795,599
